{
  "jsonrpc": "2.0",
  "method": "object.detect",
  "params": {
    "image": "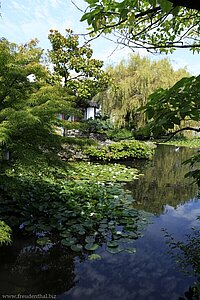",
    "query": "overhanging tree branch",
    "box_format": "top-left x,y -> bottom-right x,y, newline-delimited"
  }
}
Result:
165,127 -> 200,142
